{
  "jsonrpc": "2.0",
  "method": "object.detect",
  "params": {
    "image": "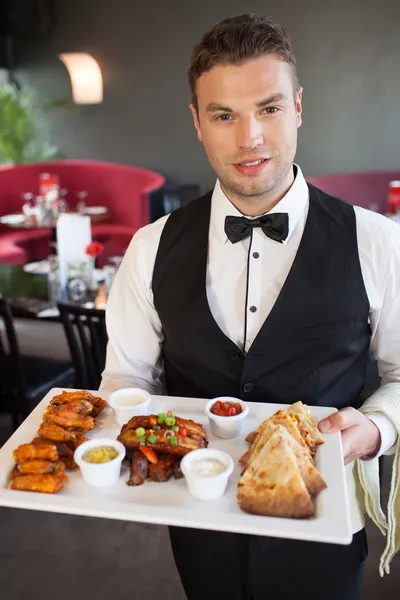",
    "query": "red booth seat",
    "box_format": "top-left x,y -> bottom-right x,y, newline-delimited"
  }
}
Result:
0,160 -> 165,264
0,230 -> 51,264
306,170 -> 400,213
0,235 -> 26,264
